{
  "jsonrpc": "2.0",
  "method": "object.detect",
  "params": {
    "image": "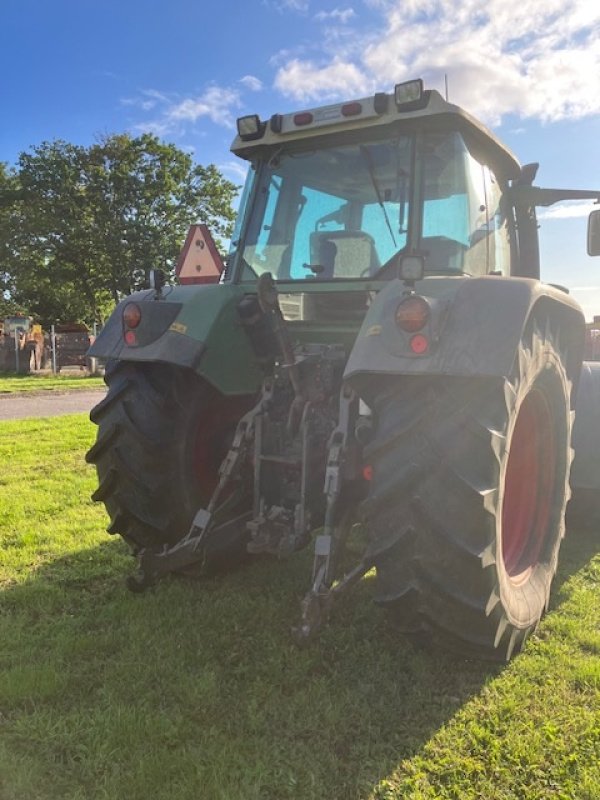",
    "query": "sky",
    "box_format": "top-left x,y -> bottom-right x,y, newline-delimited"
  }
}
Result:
2,0 -> 600,317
